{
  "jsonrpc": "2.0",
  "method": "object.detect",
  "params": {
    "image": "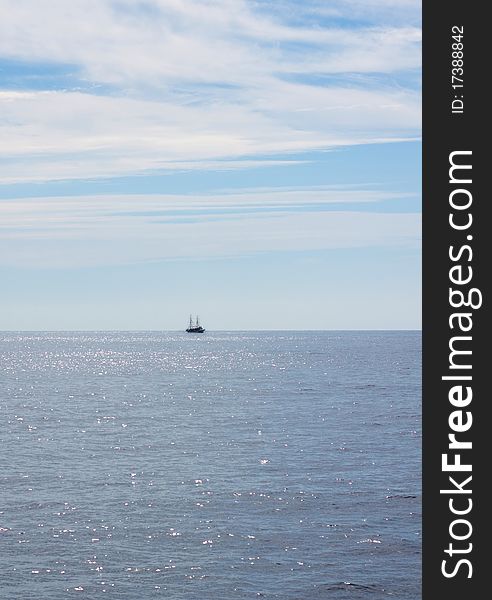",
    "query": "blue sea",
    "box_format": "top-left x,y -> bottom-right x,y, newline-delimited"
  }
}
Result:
0,331 -> 421,599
